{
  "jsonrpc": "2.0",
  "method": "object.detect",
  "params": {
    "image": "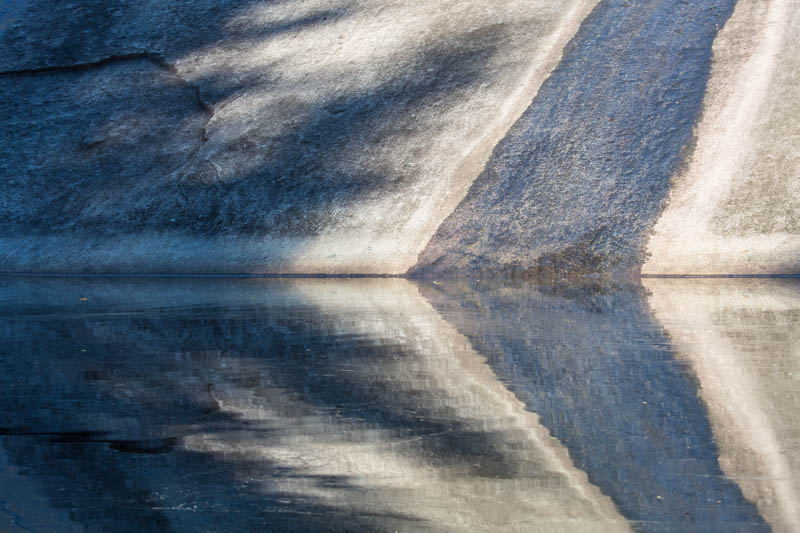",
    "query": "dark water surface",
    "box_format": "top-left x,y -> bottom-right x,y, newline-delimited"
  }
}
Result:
0,278 -> 797,532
